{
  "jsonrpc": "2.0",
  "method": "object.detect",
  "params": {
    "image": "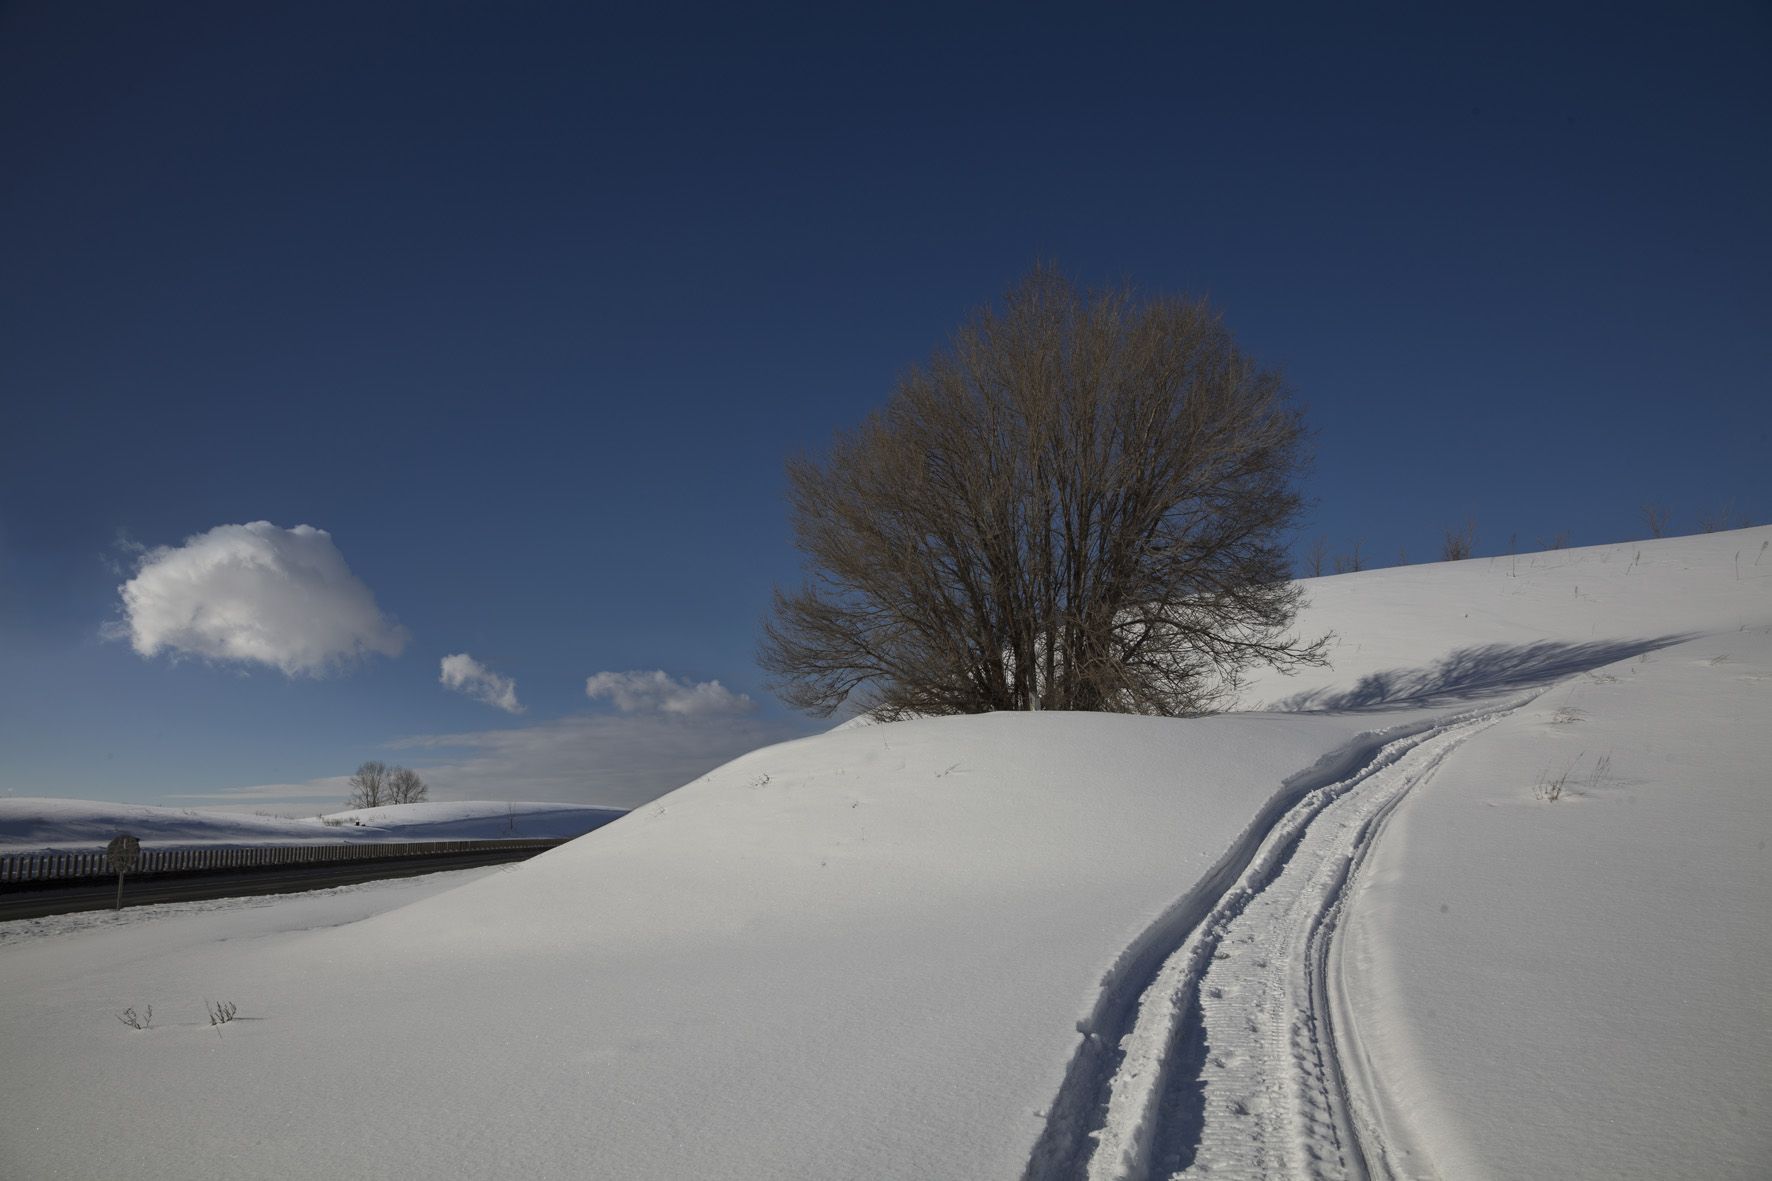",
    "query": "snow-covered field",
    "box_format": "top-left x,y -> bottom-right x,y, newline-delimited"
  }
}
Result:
0,798 -> 624,852
2,528 -> 1767,1179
